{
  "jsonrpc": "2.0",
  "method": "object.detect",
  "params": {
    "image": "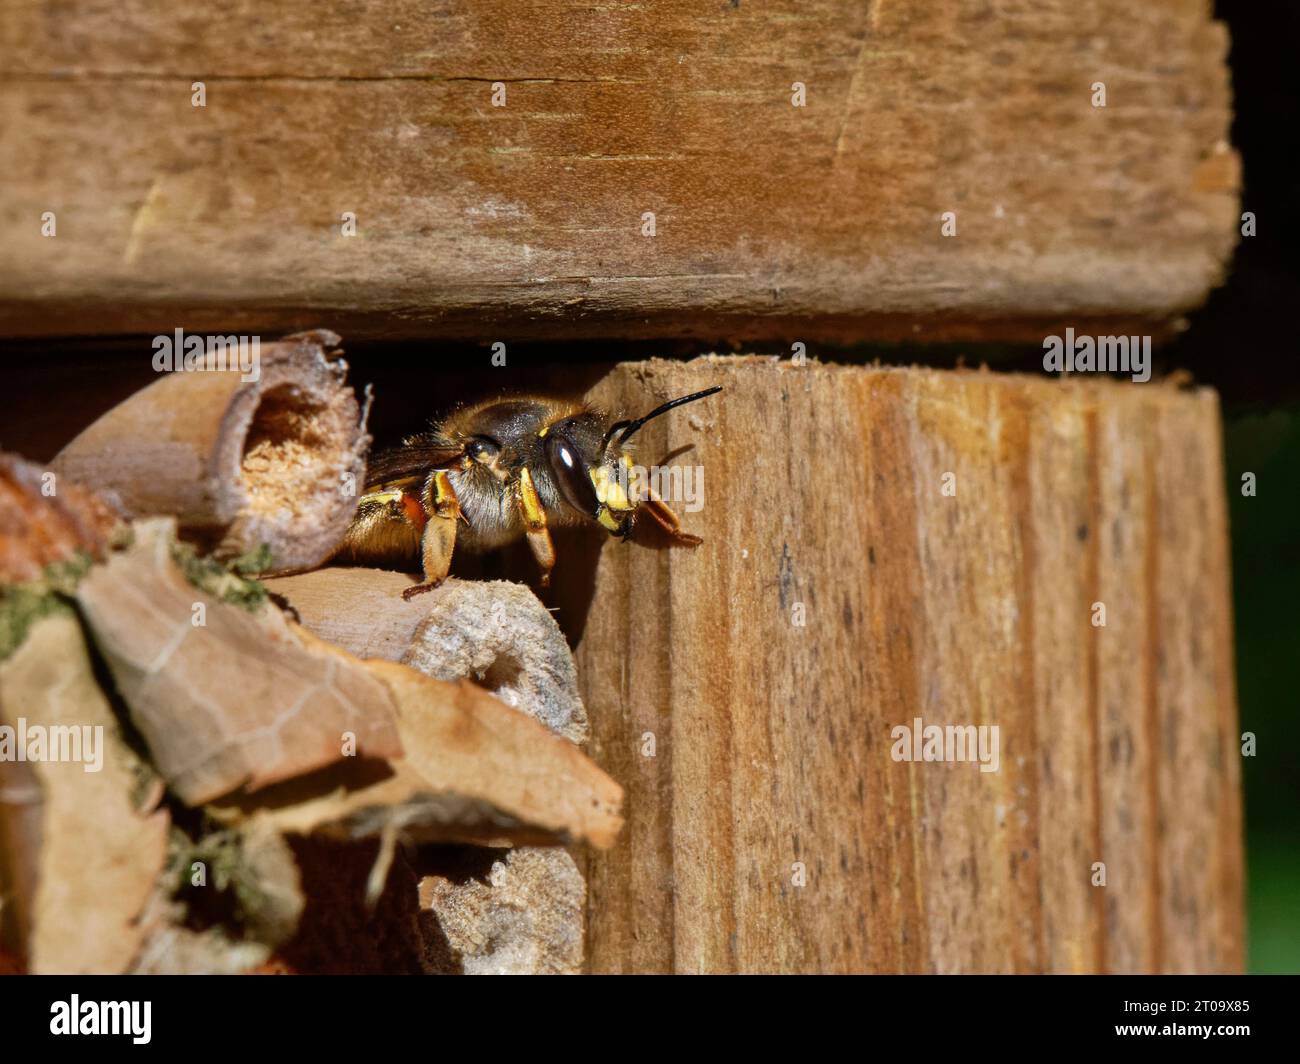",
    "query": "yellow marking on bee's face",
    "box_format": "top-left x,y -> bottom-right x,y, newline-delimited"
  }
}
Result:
591,465 -> 634,512
597,508 -> 623,533
362,489 -> 406,506
537,425 -> 548,438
